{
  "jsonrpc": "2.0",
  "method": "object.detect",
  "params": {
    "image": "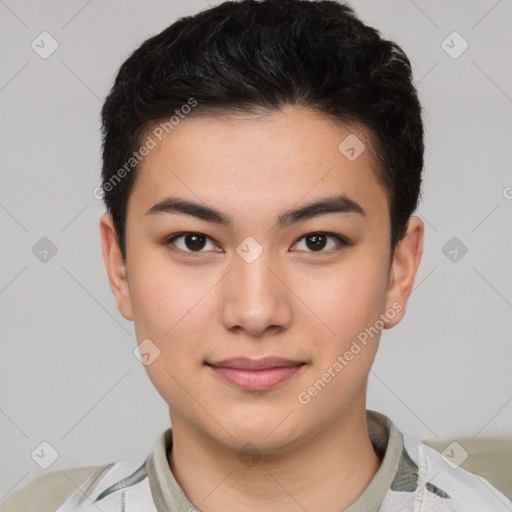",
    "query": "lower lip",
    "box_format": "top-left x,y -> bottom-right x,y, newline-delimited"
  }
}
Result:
208,365 -> 304,390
